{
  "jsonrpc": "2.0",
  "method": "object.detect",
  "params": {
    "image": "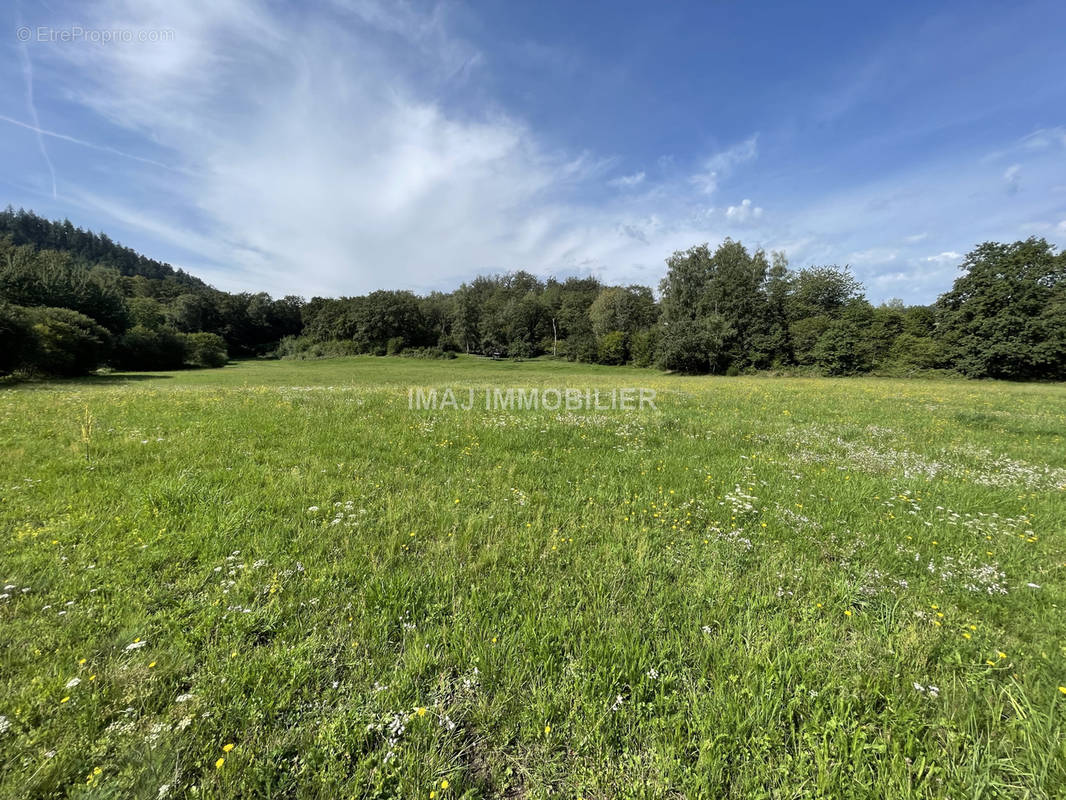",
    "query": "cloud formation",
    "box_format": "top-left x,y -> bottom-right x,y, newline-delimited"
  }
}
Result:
3,0 -> 1064,305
